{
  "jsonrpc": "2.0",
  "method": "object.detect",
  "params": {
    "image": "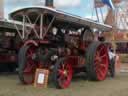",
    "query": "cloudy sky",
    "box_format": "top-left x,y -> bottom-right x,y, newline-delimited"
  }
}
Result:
4,0 -> 108,20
